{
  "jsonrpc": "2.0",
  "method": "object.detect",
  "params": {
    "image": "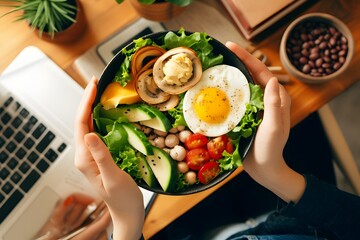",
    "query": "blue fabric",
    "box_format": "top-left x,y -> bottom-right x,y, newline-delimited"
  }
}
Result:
227,235 -> 326,240
224,174 -> 360,240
